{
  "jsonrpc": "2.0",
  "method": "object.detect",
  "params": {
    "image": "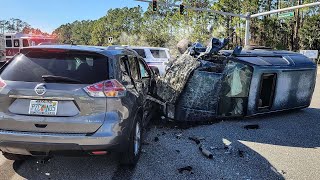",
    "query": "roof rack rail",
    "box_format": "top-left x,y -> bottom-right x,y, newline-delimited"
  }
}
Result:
244,45 -> 273,50
106,45 -> 124,50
